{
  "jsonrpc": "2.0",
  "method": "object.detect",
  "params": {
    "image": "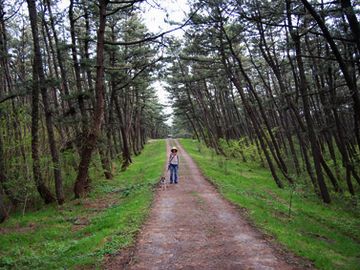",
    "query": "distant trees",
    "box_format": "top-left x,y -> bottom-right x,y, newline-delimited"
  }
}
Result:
167,0 -> 360,203
0,0 -> 169,222
1,0 -> 358,223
